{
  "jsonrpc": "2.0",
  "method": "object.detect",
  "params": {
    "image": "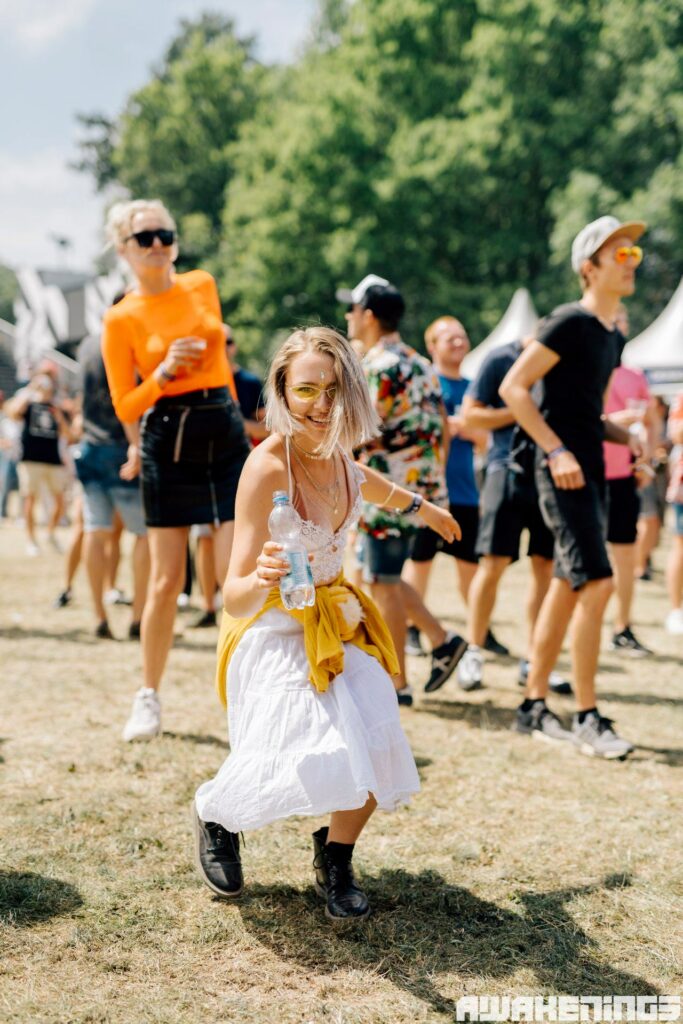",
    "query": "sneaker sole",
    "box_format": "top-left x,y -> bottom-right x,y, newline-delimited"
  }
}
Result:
513,723 -> 571,744
575,742 -> 634,760
608,646 -> 650,658
424,638 -> 468,693
121,727 -> 161,742
190,800 -> 244,899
